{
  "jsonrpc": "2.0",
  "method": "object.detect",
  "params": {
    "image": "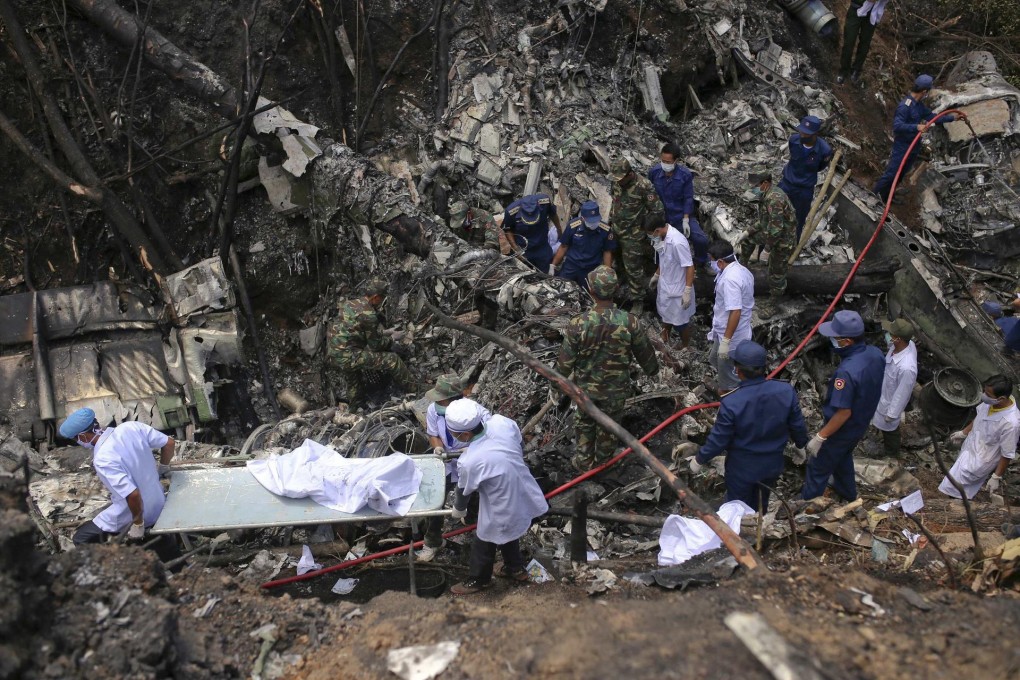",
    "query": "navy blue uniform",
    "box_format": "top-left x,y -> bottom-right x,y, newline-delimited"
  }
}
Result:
557,218 -> 617,289
648,163 -> 708,263
802,342 -> 885,501
503,194 -> 556,271
779,134 -> 833,239
873,96 -> 954,201
696,377 -> 809,511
